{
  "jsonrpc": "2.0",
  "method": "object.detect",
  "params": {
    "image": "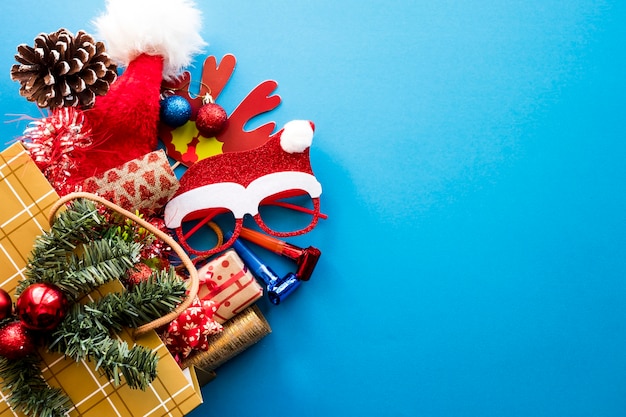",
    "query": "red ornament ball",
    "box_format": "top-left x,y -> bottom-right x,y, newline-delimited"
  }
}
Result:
0,321 -> 36,359
0,288 -> 12,320
195,102 -> 228,137
16,283 -> 69,331
125,263 -> 154,286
